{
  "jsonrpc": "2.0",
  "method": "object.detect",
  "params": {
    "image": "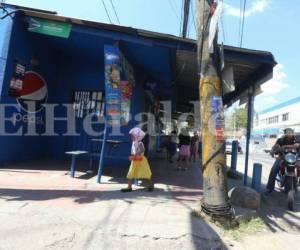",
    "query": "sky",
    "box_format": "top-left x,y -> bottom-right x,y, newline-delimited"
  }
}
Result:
1,0 -> 299,112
